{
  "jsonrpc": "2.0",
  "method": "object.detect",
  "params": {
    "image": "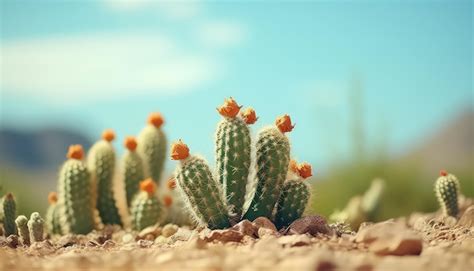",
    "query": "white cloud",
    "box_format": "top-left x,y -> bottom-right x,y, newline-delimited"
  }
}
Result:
104,0 -> 201,20
1,33 -> 219,104
196,21 -> 247,49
